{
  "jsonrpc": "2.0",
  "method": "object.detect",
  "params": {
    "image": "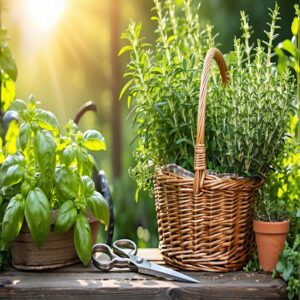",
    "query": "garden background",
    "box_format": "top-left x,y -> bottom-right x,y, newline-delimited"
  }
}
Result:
3,0 -> 298,247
